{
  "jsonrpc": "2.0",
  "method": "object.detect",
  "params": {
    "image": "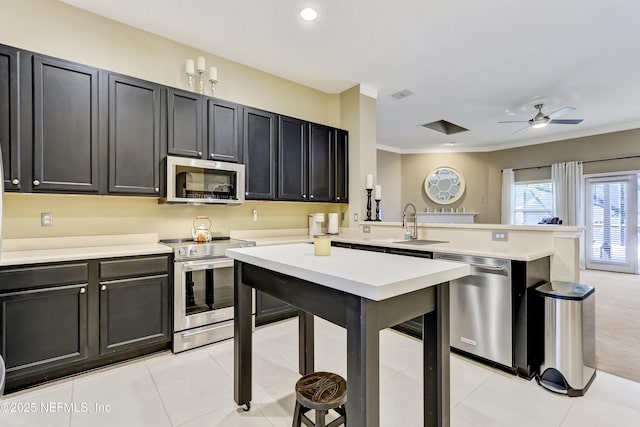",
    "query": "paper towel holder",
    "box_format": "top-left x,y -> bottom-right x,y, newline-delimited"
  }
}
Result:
327,213 -> 339,235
